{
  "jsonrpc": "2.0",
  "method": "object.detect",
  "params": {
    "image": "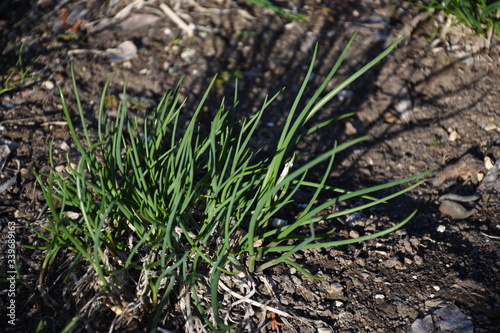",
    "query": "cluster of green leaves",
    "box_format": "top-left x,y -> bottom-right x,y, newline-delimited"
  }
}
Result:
1,40 -> 42,95
409,0 -> 500,37
33,33 -> 425,332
